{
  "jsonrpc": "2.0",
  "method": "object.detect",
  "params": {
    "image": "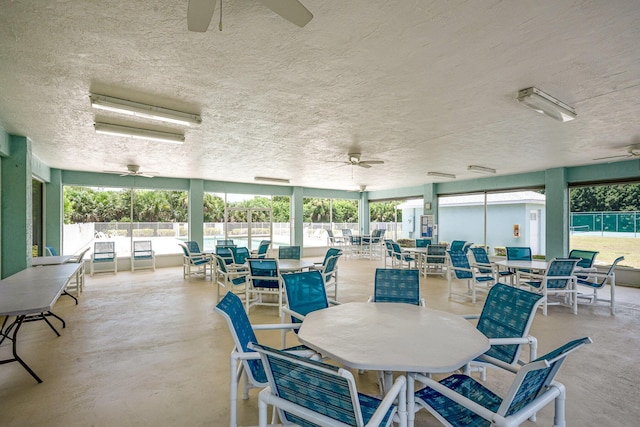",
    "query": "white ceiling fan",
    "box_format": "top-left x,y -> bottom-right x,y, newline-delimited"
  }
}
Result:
187,0 -> 313,32
344,153 -> 385,169
104,164 -> 156,178
593,144 -> 640,161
